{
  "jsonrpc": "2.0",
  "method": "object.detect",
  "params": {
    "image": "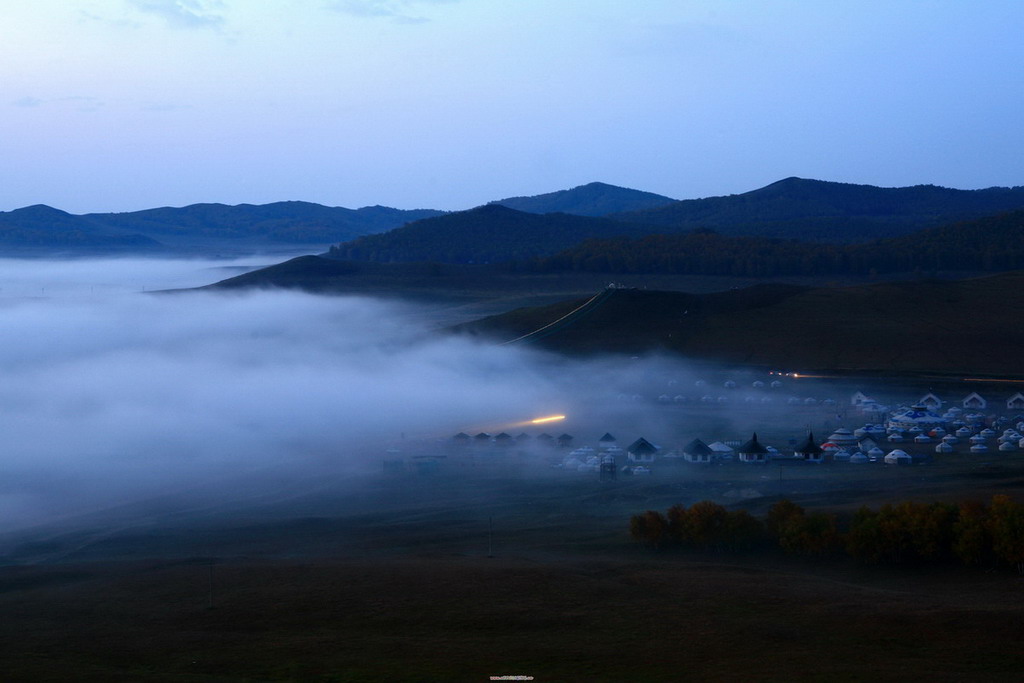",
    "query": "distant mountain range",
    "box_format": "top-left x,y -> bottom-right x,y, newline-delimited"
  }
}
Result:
0,202 -> 444,254
330,178 -> 1024,265
452,272 -> 1024,377
5,177 -> 1024,258
488,181 -> 676,216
